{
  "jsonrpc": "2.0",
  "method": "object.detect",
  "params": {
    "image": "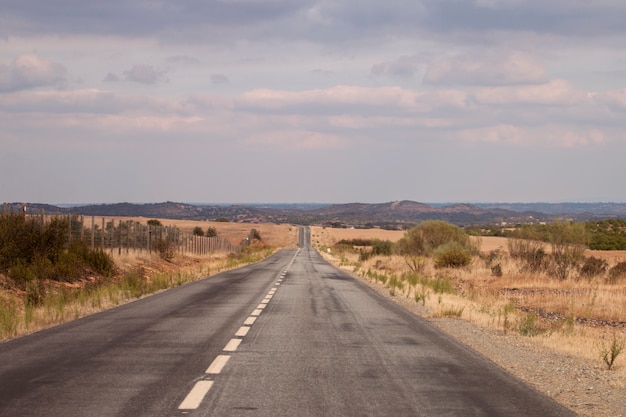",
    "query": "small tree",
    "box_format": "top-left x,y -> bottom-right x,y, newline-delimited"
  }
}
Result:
206,227 -> 218,237
548,221 -> 587,281
147,219 -> 162,227
395,221 -> 475,270
192,226 -> 204,236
